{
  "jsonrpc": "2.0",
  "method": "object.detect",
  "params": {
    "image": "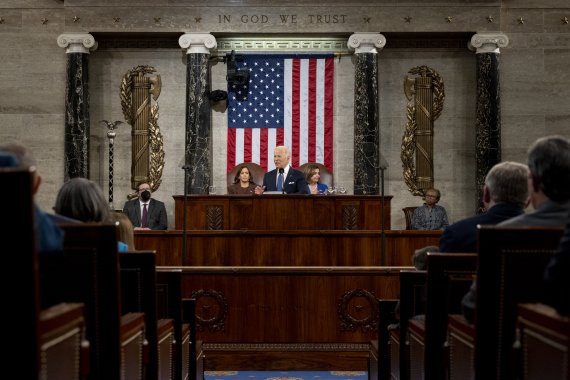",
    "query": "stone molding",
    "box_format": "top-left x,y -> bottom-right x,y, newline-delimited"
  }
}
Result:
179,33 -> 217,54
469,32 -> 509,54
57,33 -> 97,54
348,33 -> 386,54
